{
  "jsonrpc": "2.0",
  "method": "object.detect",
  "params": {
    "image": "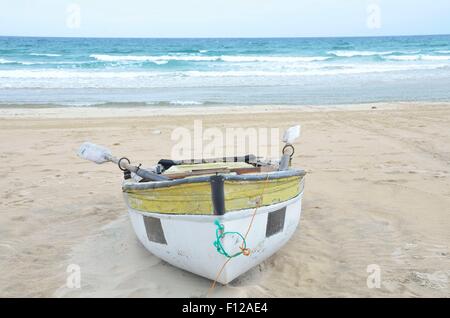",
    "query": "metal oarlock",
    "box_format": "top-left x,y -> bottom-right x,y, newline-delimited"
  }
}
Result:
279,144 -> 295,171
118,157 -> 131,171
279,125 -> 300,171
282,144 -> 295,158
